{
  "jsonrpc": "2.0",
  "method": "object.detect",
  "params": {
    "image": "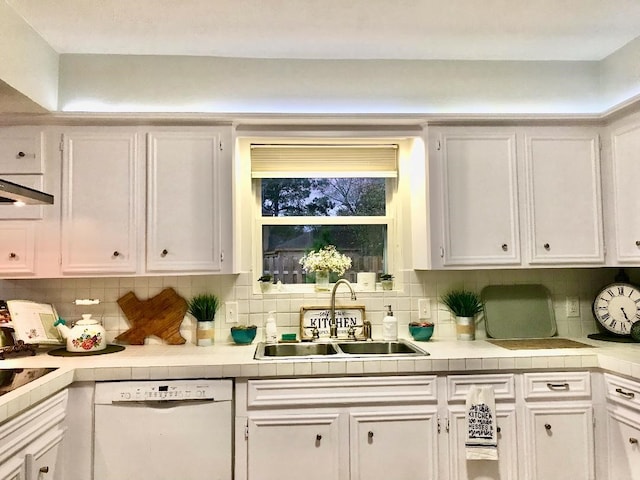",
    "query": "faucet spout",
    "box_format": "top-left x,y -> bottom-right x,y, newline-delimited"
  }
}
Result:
330,279 -> 357,339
